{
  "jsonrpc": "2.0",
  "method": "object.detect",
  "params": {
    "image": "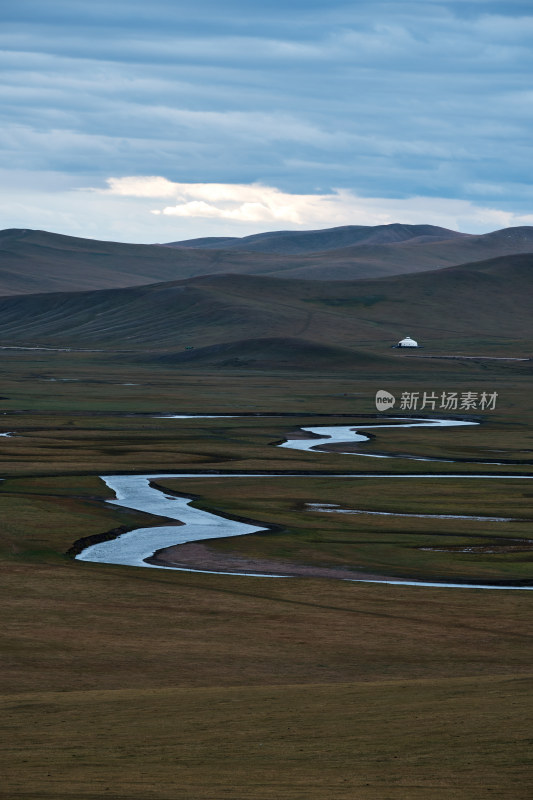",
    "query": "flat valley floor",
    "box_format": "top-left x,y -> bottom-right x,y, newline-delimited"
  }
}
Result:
0,348 -> 532,799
